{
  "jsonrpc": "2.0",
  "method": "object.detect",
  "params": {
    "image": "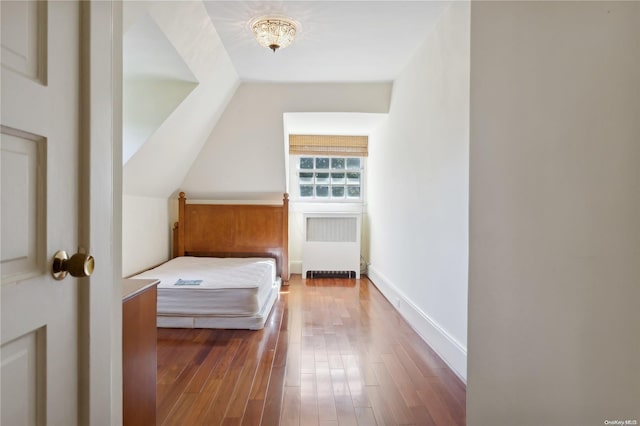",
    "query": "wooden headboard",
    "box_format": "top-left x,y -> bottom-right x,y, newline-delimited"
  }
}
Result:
172,192 -> 289,282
